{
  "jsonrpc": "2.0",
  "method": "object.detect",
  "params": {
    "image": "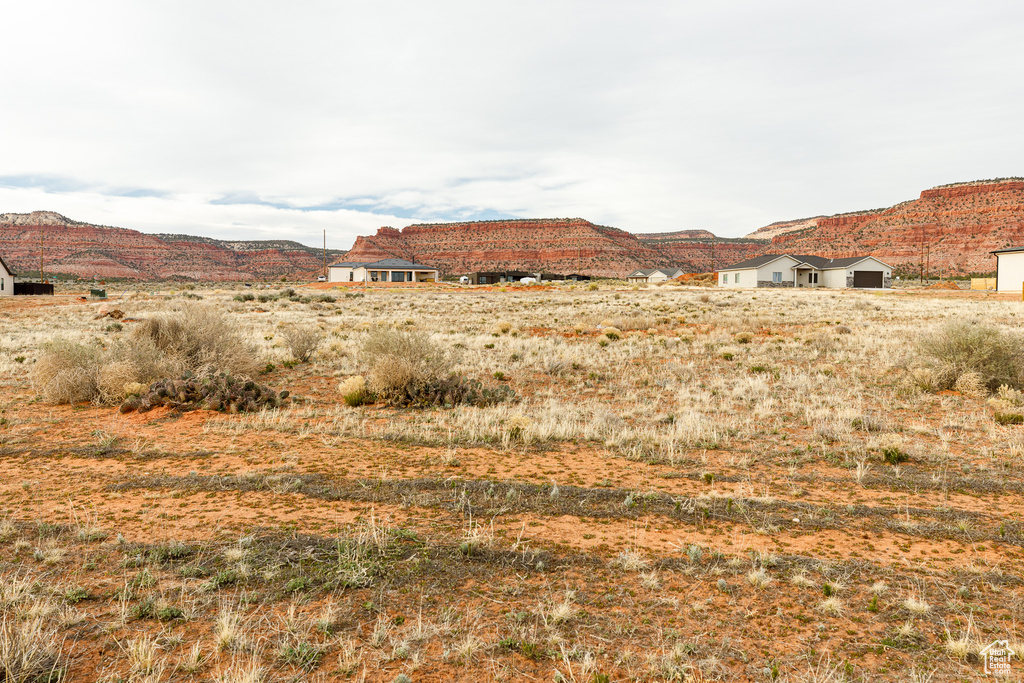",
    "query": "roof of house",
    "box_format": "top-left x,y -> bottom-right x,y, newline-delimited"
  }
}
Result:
329,258 -> 438,270
991,246 -> 1024,255
629,268 -> 685,278
720,254 -> 891,271
0,255 -> 15,277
